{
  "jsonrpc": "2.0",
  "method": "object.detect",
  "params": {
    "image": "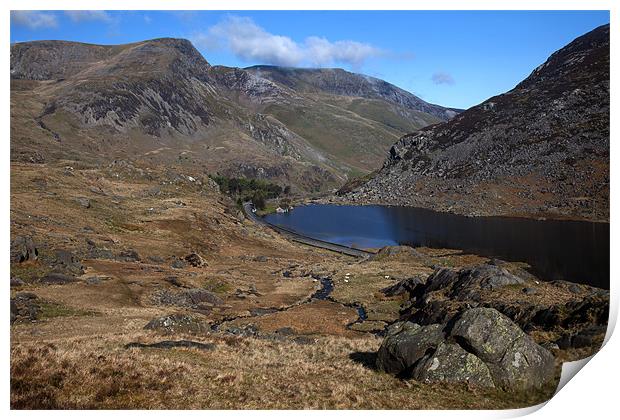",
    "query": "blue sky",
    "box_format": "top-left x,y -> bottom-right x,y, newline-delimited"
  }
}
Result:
10,10 -> 610,109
